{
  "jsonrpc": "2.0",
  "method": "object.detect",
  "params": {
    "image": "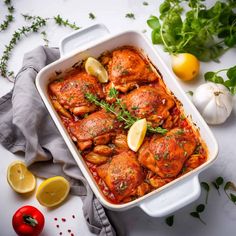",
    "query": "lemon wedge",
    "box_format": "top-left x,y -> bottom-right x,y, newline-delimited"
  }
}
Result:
36,176 -> 70,208
7,160 -> 36,194
127,118 -> 147,152
85,57 -> 108,83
